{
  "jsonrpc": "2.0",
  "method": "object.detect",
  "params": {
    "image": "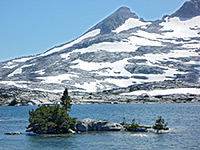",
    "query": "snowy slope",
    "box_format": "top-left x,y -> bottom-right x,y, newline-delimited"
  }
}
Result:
0,2 -> 200,95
